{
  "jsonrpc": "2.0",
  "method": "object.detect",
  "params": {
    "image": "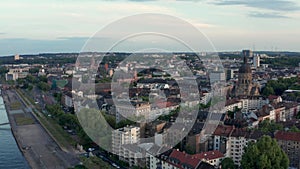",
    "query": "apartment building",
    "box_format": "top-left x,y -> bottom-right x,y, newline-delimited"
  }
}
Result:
148,149 -> 218,169
275,131 -> 300,169
213,125 -> 264,166
116,101 -> 151,123
112,126 -> 140,156
240,96 -> 267,111
5,68 -> 29,81
225,99 -> 242,112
